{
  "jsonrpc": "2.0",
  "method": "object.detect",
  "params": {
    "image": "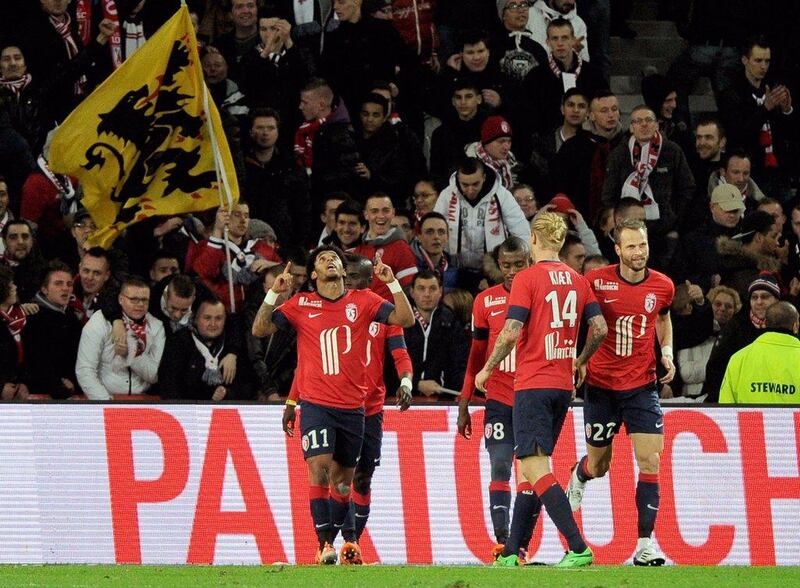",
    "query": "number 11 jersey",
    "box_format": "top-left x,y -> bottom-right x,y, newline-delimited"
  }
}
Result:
585,265 -> 674,391
507,260 -> 601,391
273,289 -> 395,410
